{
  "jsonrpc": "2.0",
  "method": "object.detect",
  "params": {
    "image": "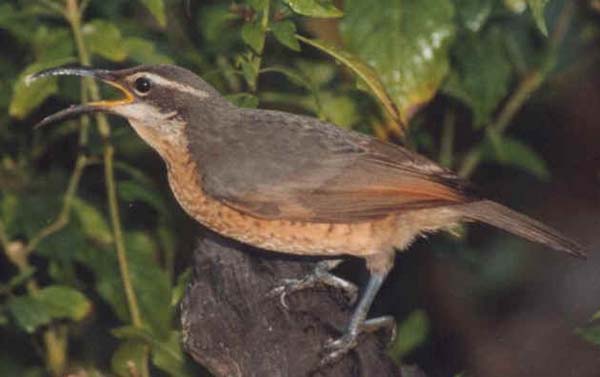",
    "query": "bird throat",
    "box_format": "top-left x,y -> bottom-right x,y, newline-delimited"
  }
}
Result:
126,116 -> 187,162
